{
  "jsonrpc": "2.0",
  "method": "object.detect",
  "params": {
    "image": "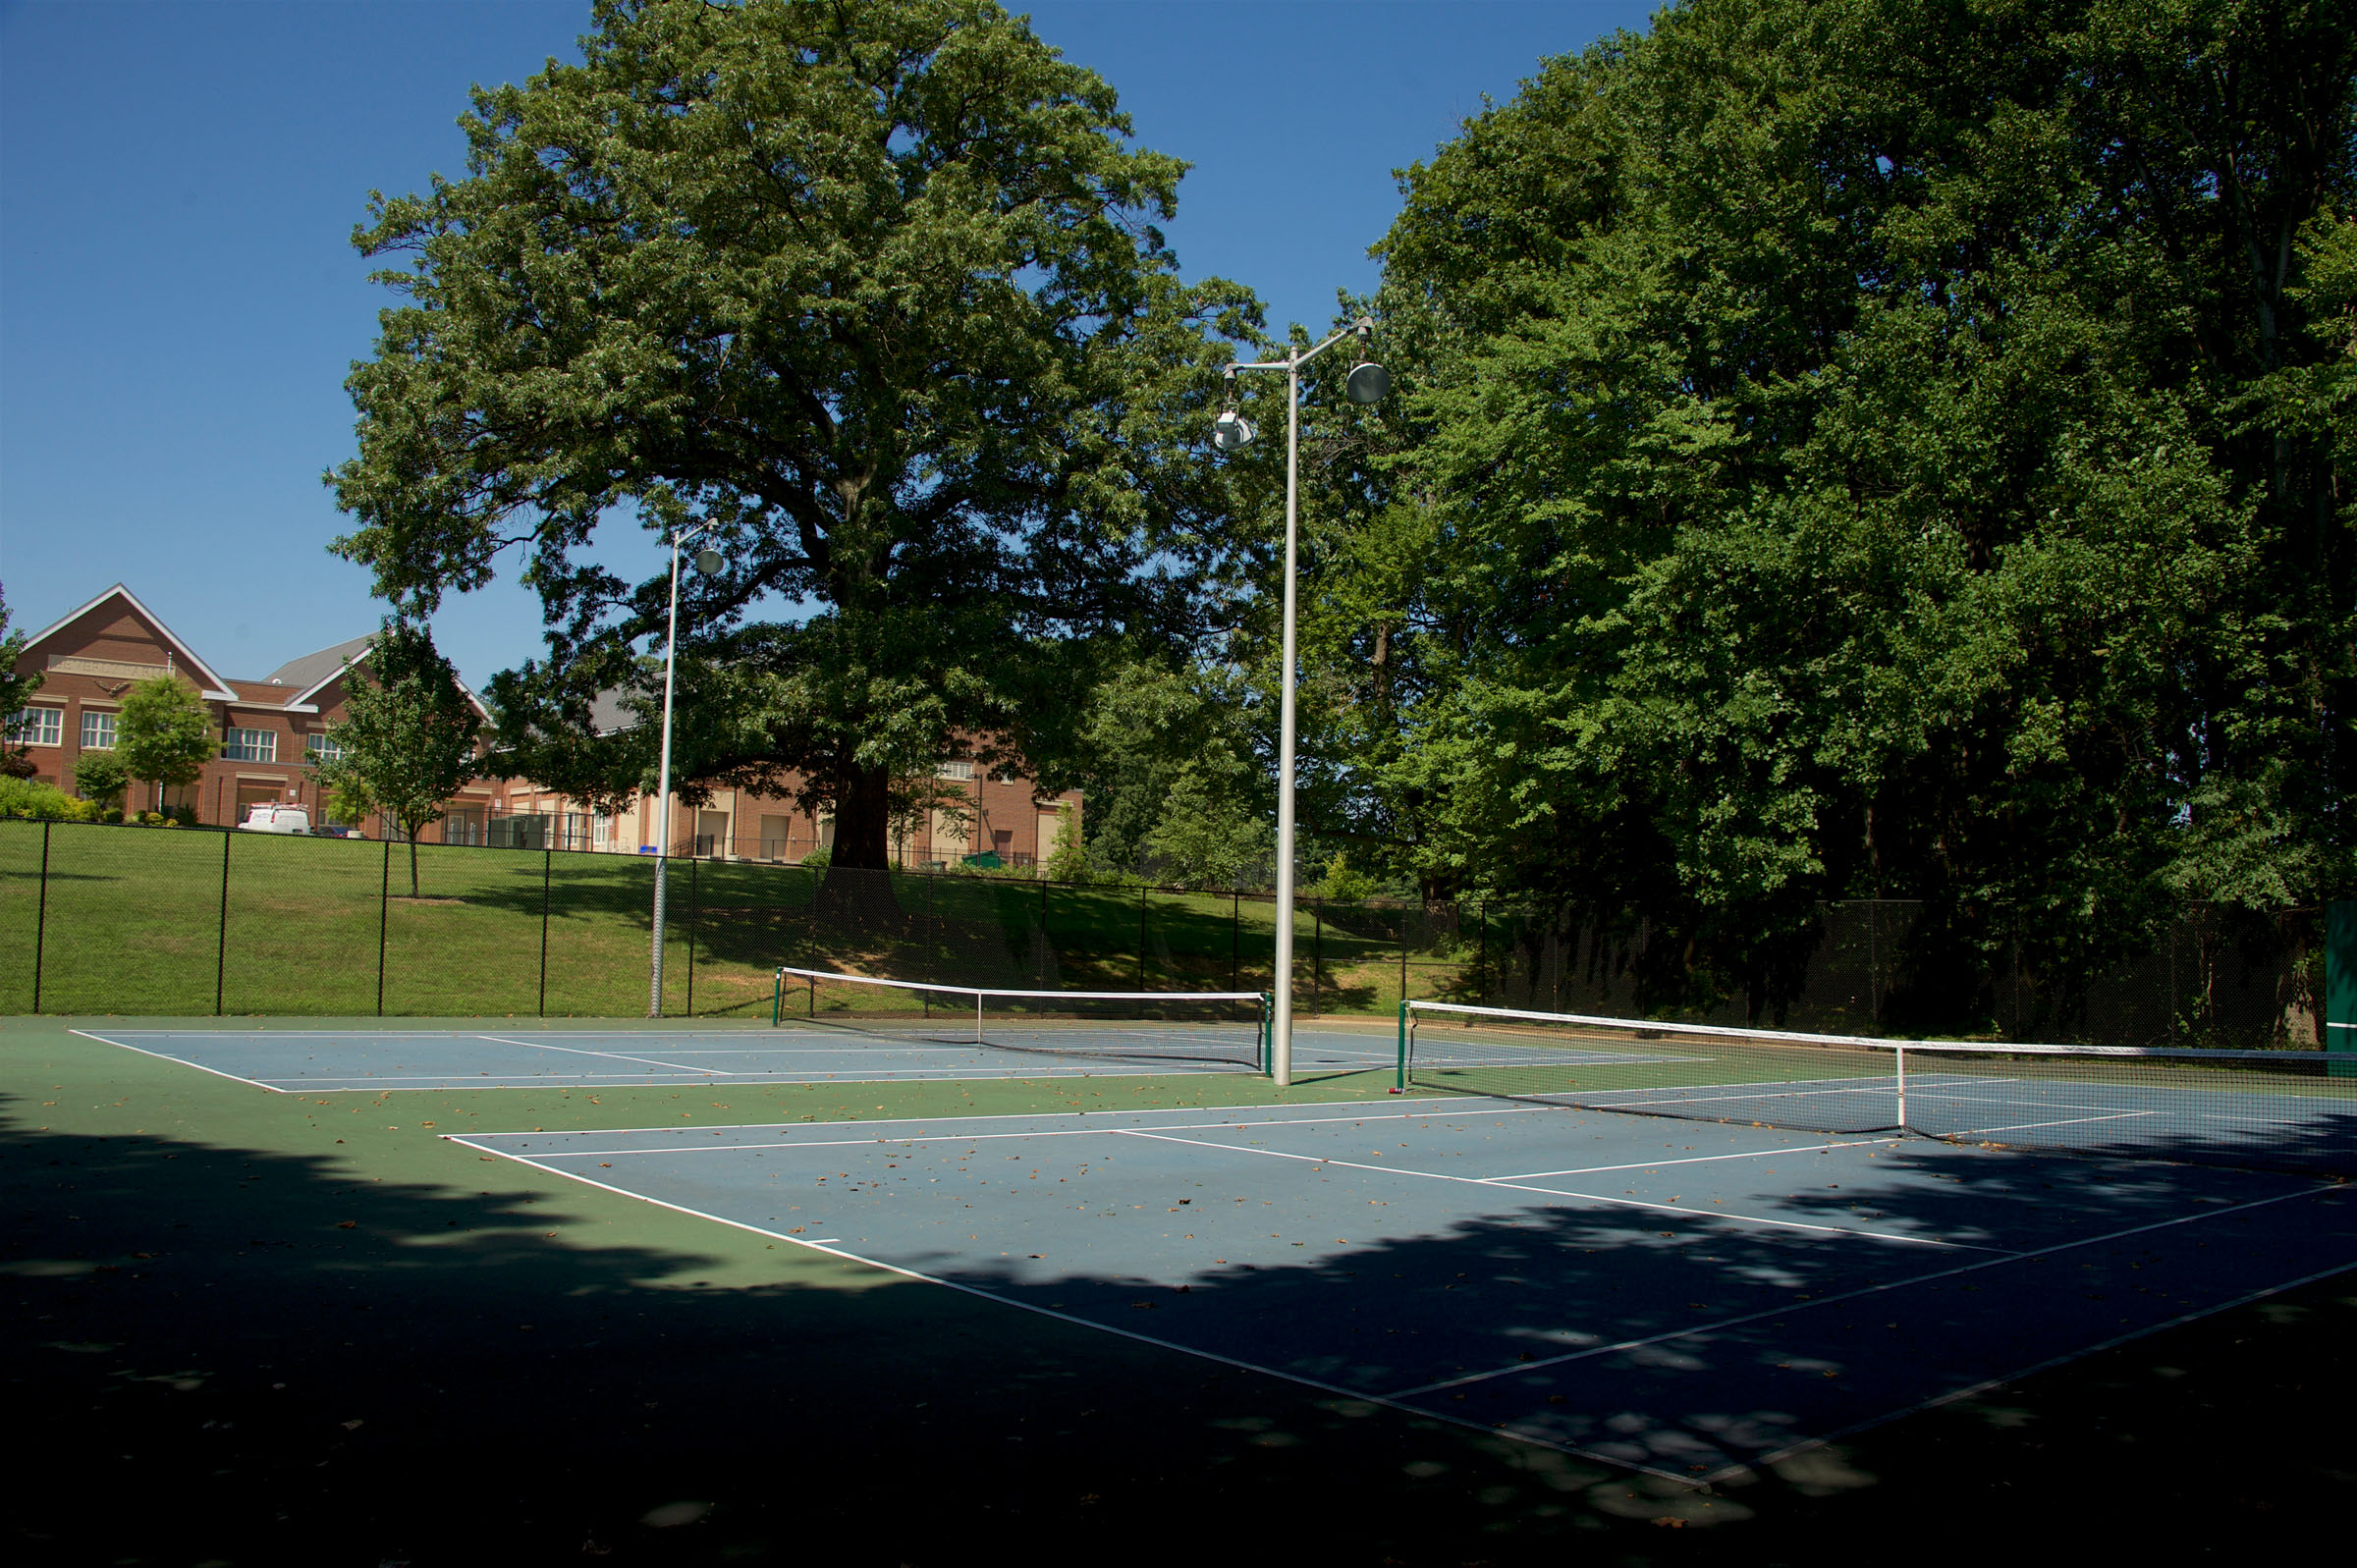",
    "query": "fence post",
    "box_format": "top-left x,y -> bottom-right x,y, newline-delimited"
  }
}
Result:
30,822 -> 50,1014
1232,889 -> 1239,992
2328,901 -> 2354,1074
215,829 -> 231,1016
1476,898 -> 1487,1003
376,838 -> 390,1017
1313,898 -> 1323,1016
685,855 -> 698,1017
1136,882 -> 1147,990
538,846 -> 552,1018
